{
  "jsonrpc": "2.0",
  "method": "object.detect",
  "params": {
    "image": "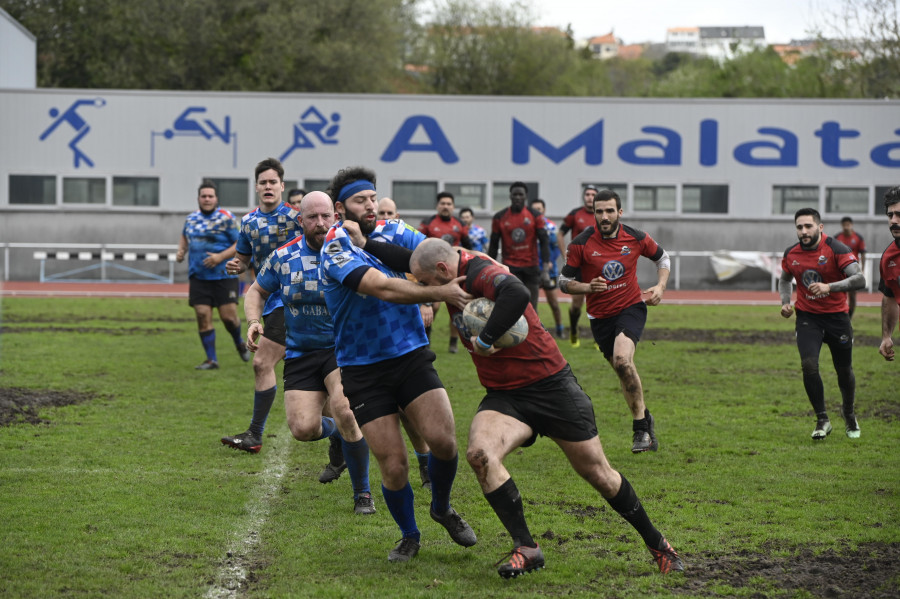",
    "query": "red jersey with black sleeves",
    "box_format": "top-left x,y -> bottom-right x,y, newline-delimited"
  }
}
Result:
834,231 -> 866,260
781,235 -> 857,314
491,206 -> 546,268
451,251 -> 567,390
419,214 -> 469,247
878,240 -> 900,306
564,224 -> 664,318
561,207 -> 594,238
